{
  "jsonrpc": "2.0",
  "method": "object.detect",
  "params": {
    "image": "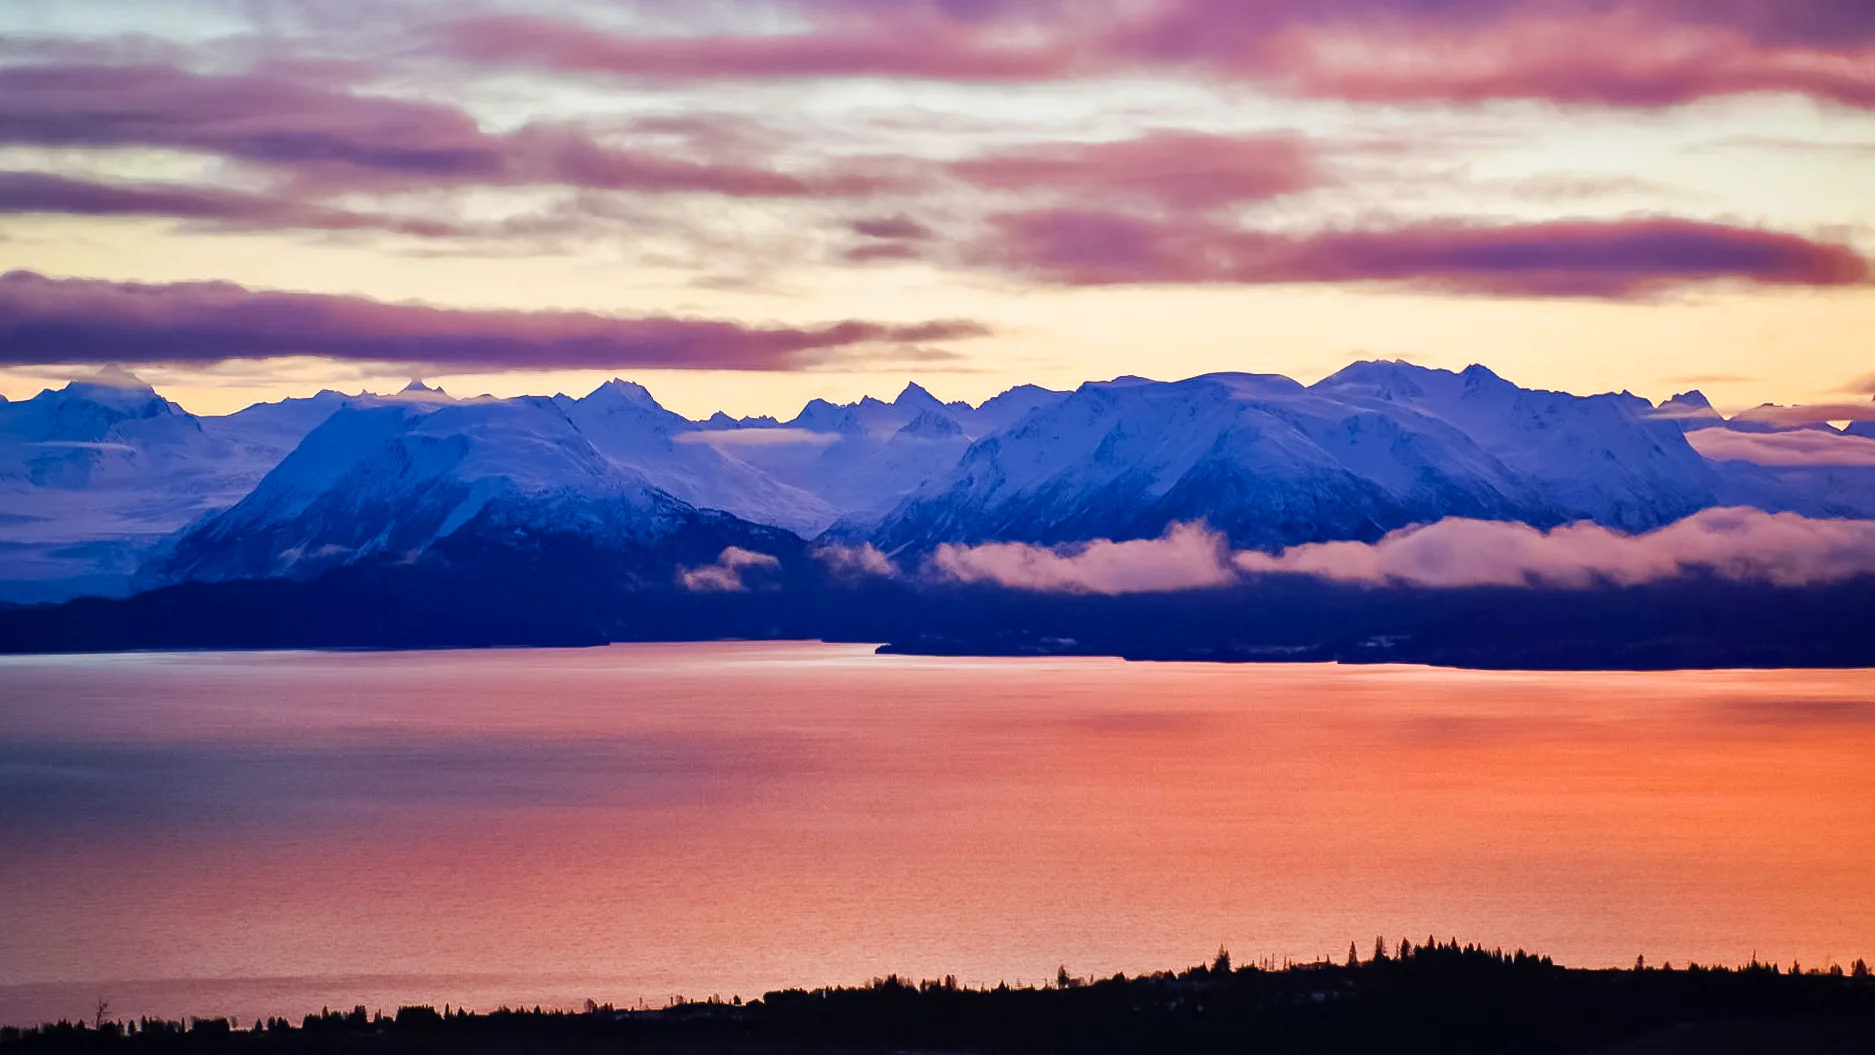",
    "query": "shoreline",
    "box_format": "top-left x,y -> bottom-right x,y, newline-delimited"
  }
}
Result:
6,945 -> 1874,1053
